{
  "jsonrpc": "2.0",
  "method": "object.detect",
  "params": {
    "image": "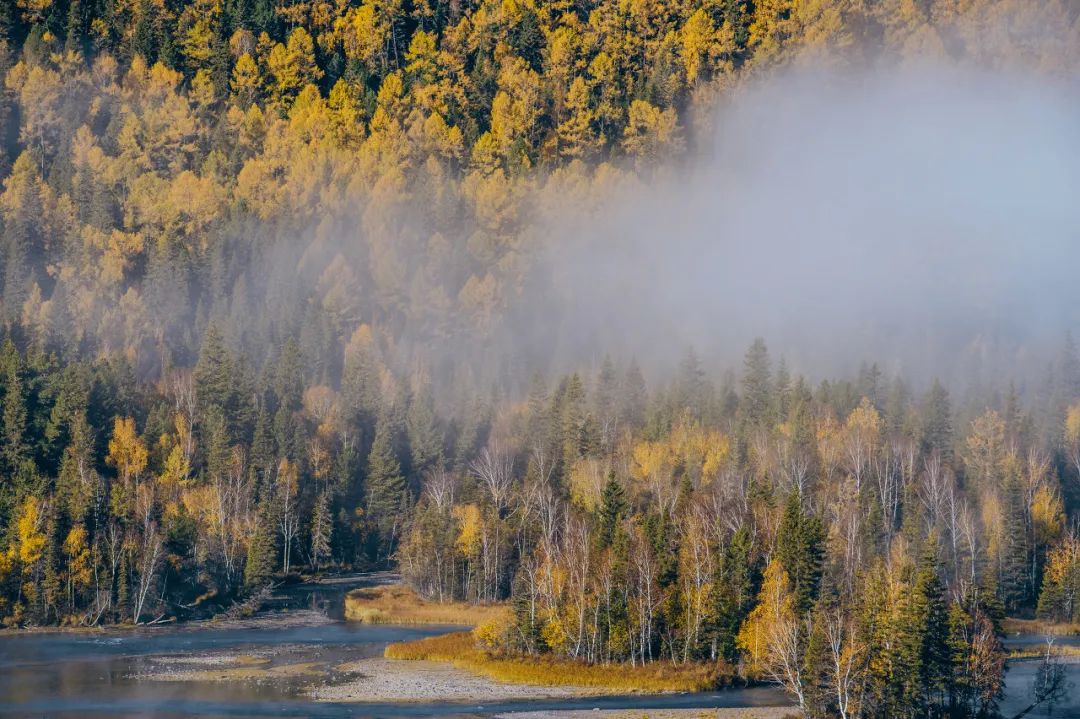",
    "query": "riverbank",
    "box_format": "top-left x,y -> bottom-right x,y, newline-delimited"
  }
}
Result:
314,657 -> 590,702
344,584 -> 508,625
384,630 -> 731,693
0,572 -> 387,636
1003,617 -> 1080,636
349,584 -> 732,693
